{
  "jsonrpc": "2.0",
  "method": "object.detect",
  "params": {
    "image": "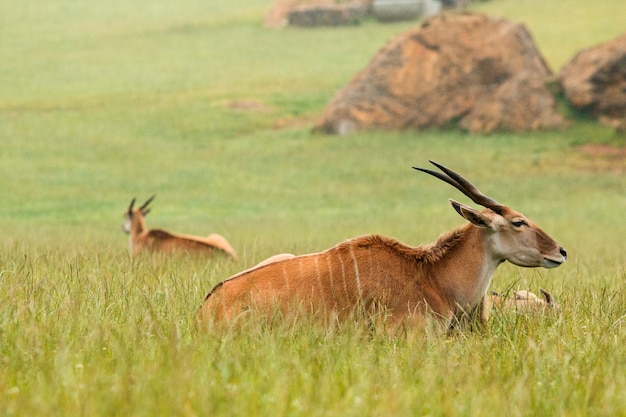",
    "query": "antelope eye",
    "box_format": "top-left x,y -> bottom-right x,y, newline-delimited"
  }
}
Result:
512,220 -> 526,228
